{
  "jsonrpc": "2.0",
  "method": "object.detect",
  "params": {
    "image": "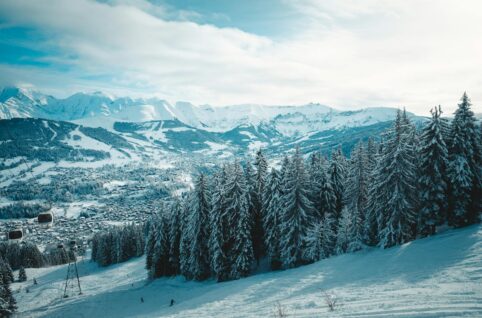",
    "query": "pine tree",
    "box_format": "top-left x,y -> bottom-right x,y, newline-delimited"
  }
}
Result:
0,260 -> 13,285
377,110 -> 418,248
19,242 -> 44,268
263,168 -> 283,270
184,174 -> 211,280
168,199 -> 182,275
344,141 -> 368,250
321,212 -> 336,257
364,138 -> 380,245
418,106 -> 449,236
209,166 -> 231,281
245,160 -> 262,267
18,266 -> 27,282
252,149 -> 268,265
279,155 -> 290,194
329,147 -> 347,228
304,221 -> 324,262
447,93 -> 481,227
150,215 -> 171,279
145,217 -> 159,274
335,207 -> 352,254
347,207 -> 364,253
225,161 -> 254,279
0,273 -> 16,317
179,196 -> 192,279
279,148 -> 314,268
